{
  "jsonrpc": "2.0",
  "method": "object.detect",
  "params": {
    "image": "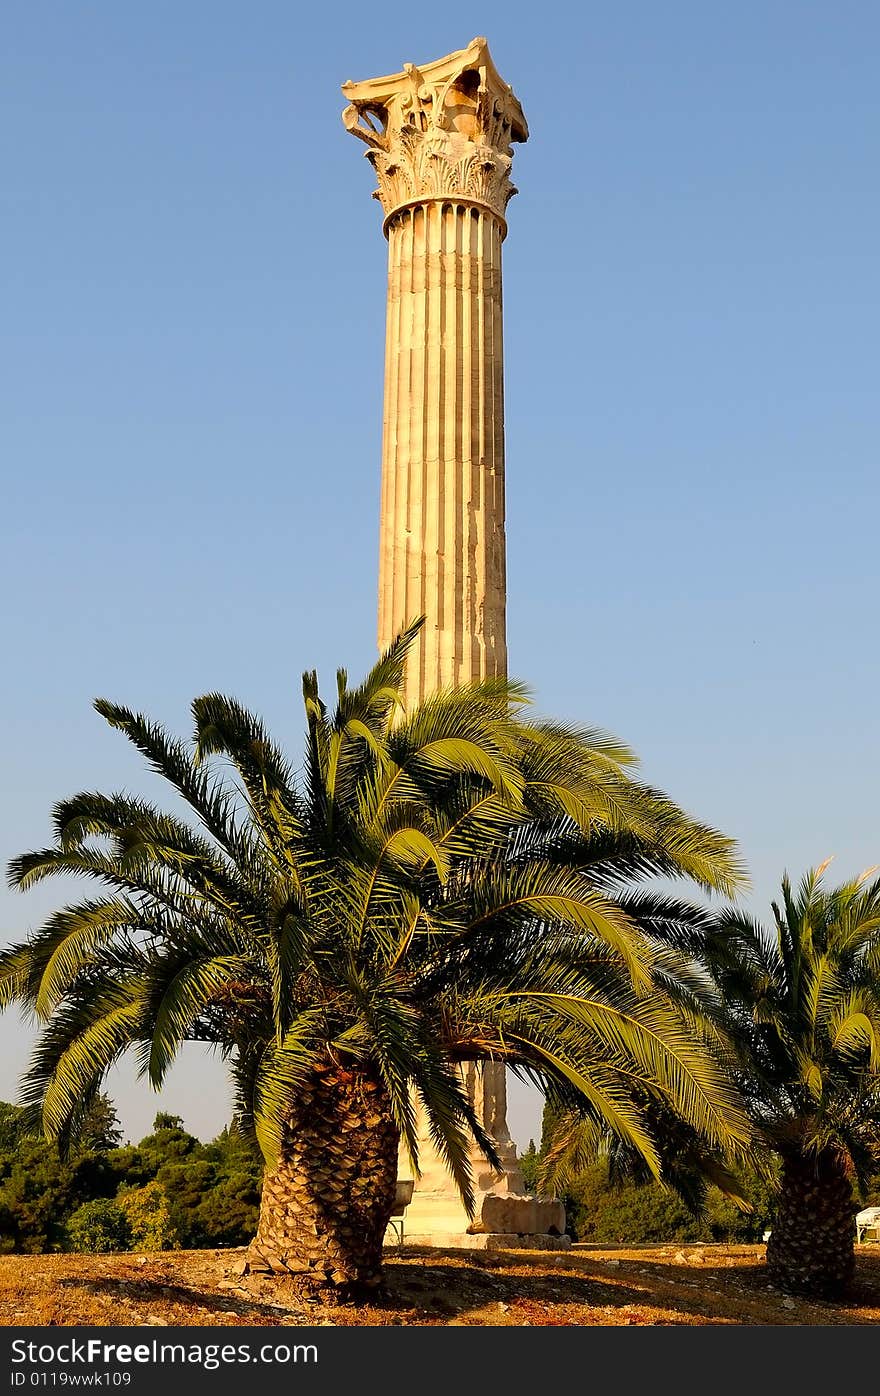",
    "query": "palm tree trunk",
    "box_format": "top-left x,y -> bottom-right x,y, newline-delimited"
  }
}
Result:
766,1148 -> 855,1297
245,1063 -> 399,1294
